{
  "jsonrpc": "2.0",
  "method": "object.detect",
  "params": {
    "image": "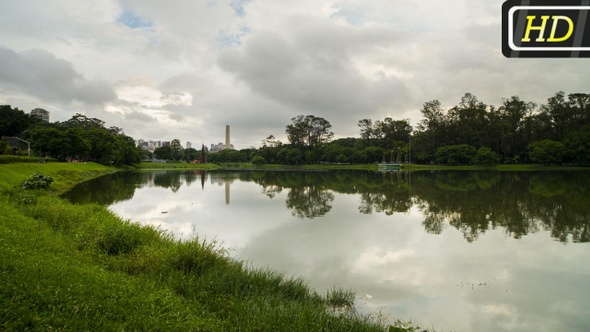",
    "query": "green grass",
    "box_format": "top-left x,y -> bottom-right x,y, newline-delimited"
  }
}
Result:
0,162 -> 409,331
